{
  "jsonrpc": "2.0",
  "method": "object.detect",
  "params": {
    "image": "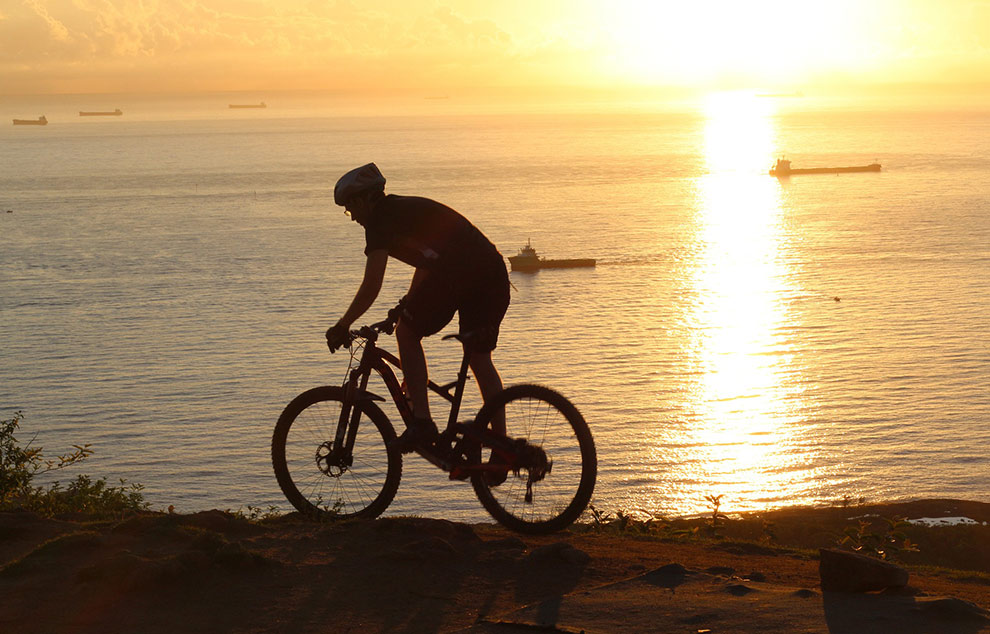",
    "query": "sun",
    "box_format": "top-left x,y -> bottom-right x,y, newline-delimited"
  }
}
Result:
591,0 -> 878,87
